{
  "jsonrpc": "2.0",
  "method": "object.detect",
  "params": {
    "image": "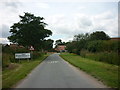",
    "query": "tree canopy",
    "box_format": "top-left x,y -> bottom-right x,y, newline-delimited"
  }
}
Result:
54,39 -> 66,48
8,12 -> 52,50
55,39 -> 63,46
74,33 -> 90,41
89,31 -> 110,40
66,31 -> 111,54
43,39 -> 54,51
